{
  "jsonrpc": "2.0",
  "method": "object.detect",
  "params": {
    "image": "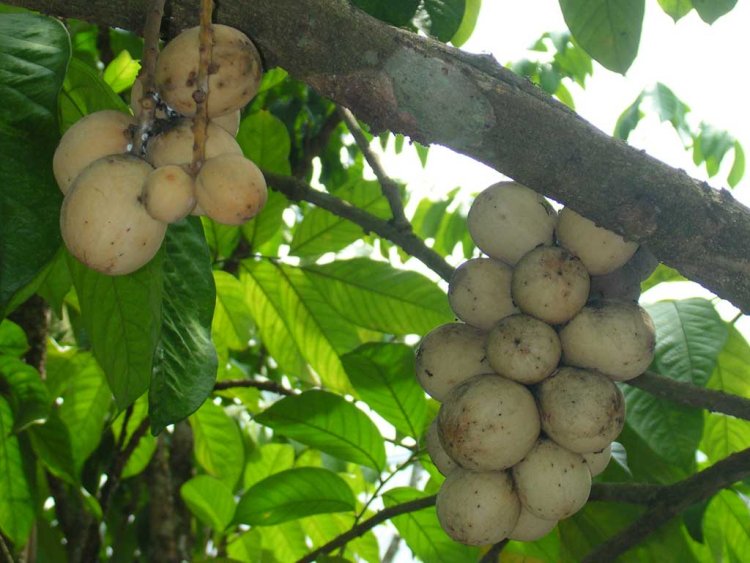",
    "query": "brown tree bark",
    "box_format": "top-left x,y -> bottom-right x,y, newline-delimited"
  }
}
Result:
8,0 -> 750,310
